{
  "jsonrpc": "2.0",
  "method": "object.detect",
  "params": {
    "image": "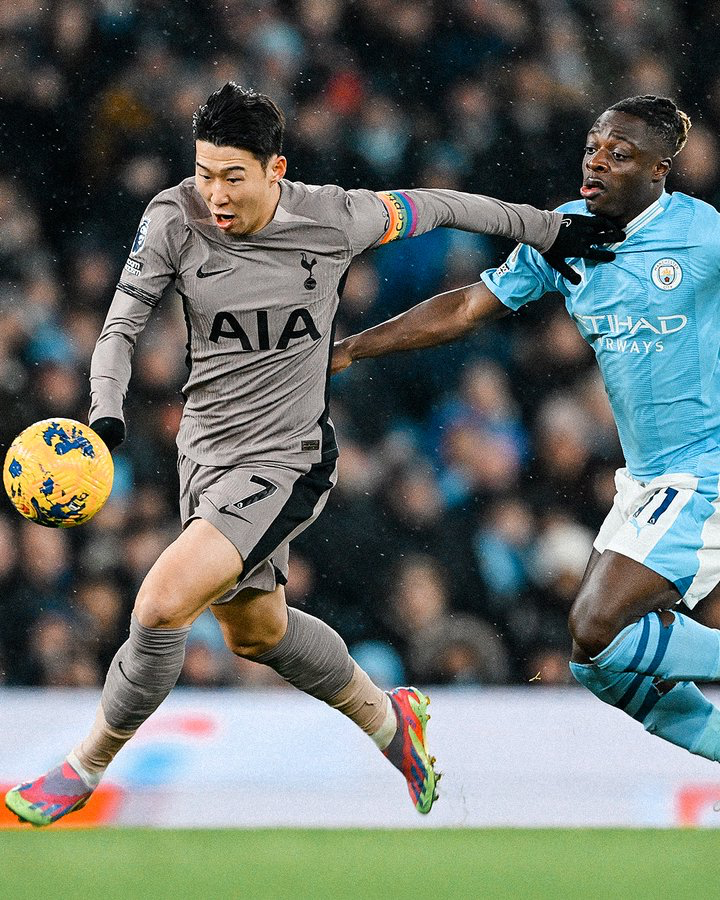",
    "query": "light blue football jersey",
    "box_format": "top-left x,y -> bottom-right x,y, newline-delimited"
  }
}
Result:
482,191 -> 720,480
